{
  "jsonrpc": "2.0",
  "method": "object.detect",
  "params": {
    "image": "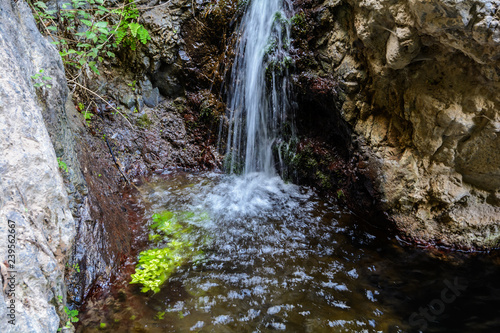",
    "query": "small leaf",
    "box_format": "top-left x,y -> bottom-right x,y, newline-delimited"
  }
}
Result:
85,31 -> 97,40
128,22 -> 141,38
90,63 -> 100,75
81,19 -> 93,27
34,1 -> 47,9
76,43 -> 92,48
95,21 -> 107,28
